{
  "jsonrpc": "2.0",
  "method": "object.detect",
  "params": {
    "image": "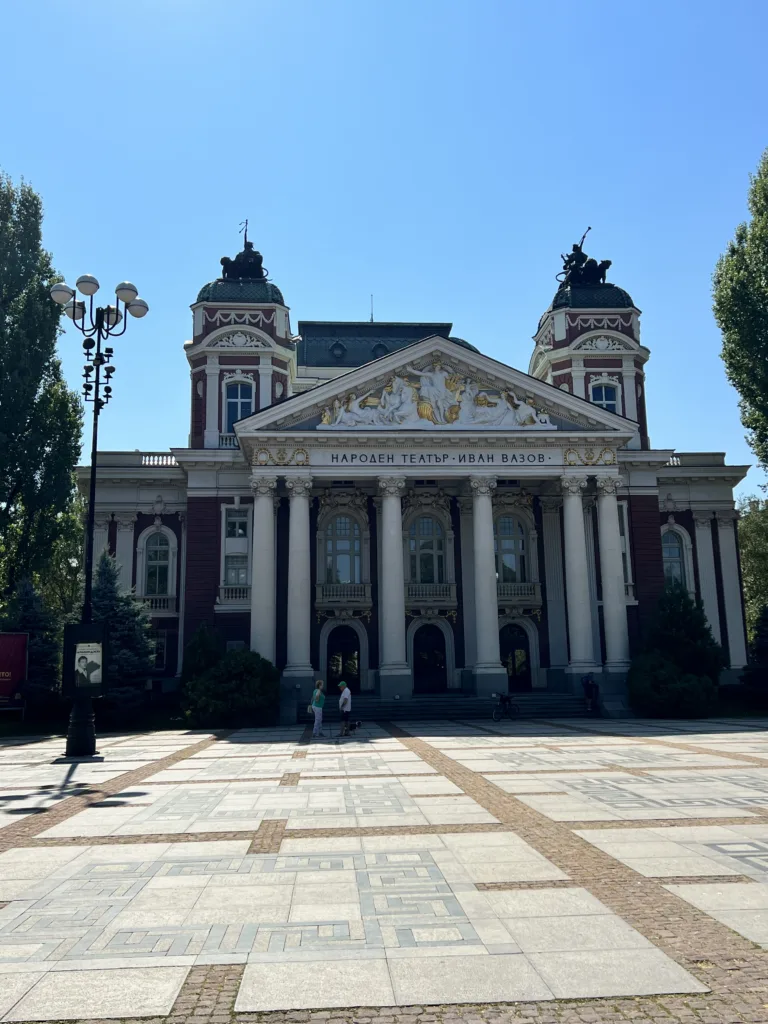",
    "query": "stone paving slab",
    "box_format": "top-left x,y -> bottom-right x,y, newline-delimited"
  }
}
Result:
4,720 -> 768,1021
